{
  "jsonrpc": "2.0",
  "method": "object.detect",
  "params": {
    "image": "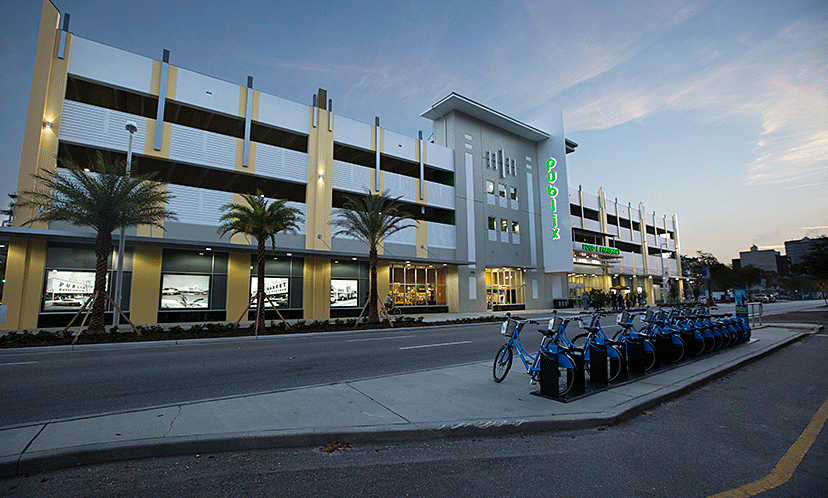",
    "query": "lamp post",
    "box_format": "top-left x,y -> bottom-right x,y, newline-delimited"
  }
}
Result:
113,121 -> 138,327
